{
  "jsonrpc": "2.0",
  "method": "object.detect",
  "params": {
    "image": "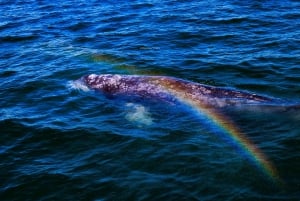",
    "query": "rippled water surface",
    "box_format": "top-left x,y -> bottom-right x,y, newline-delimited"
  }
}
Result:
1,1 -> 300,200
